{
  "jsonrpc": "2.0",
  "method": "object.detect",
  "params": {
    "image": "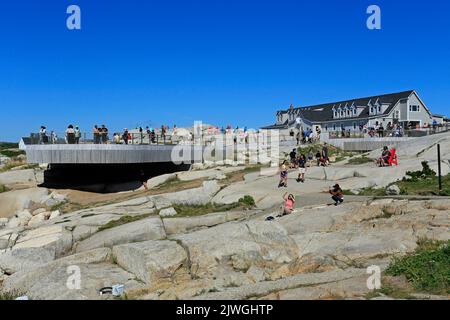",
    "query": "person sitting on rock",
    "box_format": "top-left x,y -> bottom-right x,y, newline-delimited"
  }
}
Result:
329,184 -> 344,206
279,192 -> 295,216
139,169 -> 148,191
377,146 -> 391,167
